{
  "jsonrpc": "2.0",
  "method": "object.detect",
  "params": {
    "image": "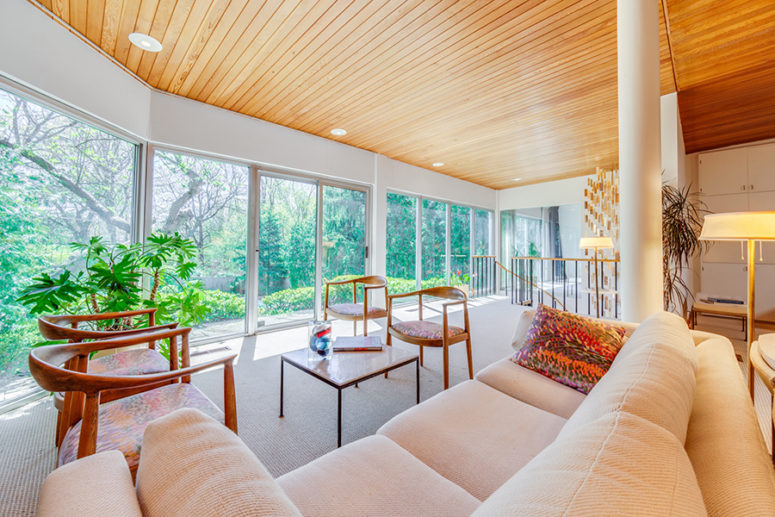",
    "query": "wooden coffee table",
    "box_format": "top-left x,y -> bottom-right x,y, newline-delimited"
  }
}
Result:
280,347 -> 420,447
